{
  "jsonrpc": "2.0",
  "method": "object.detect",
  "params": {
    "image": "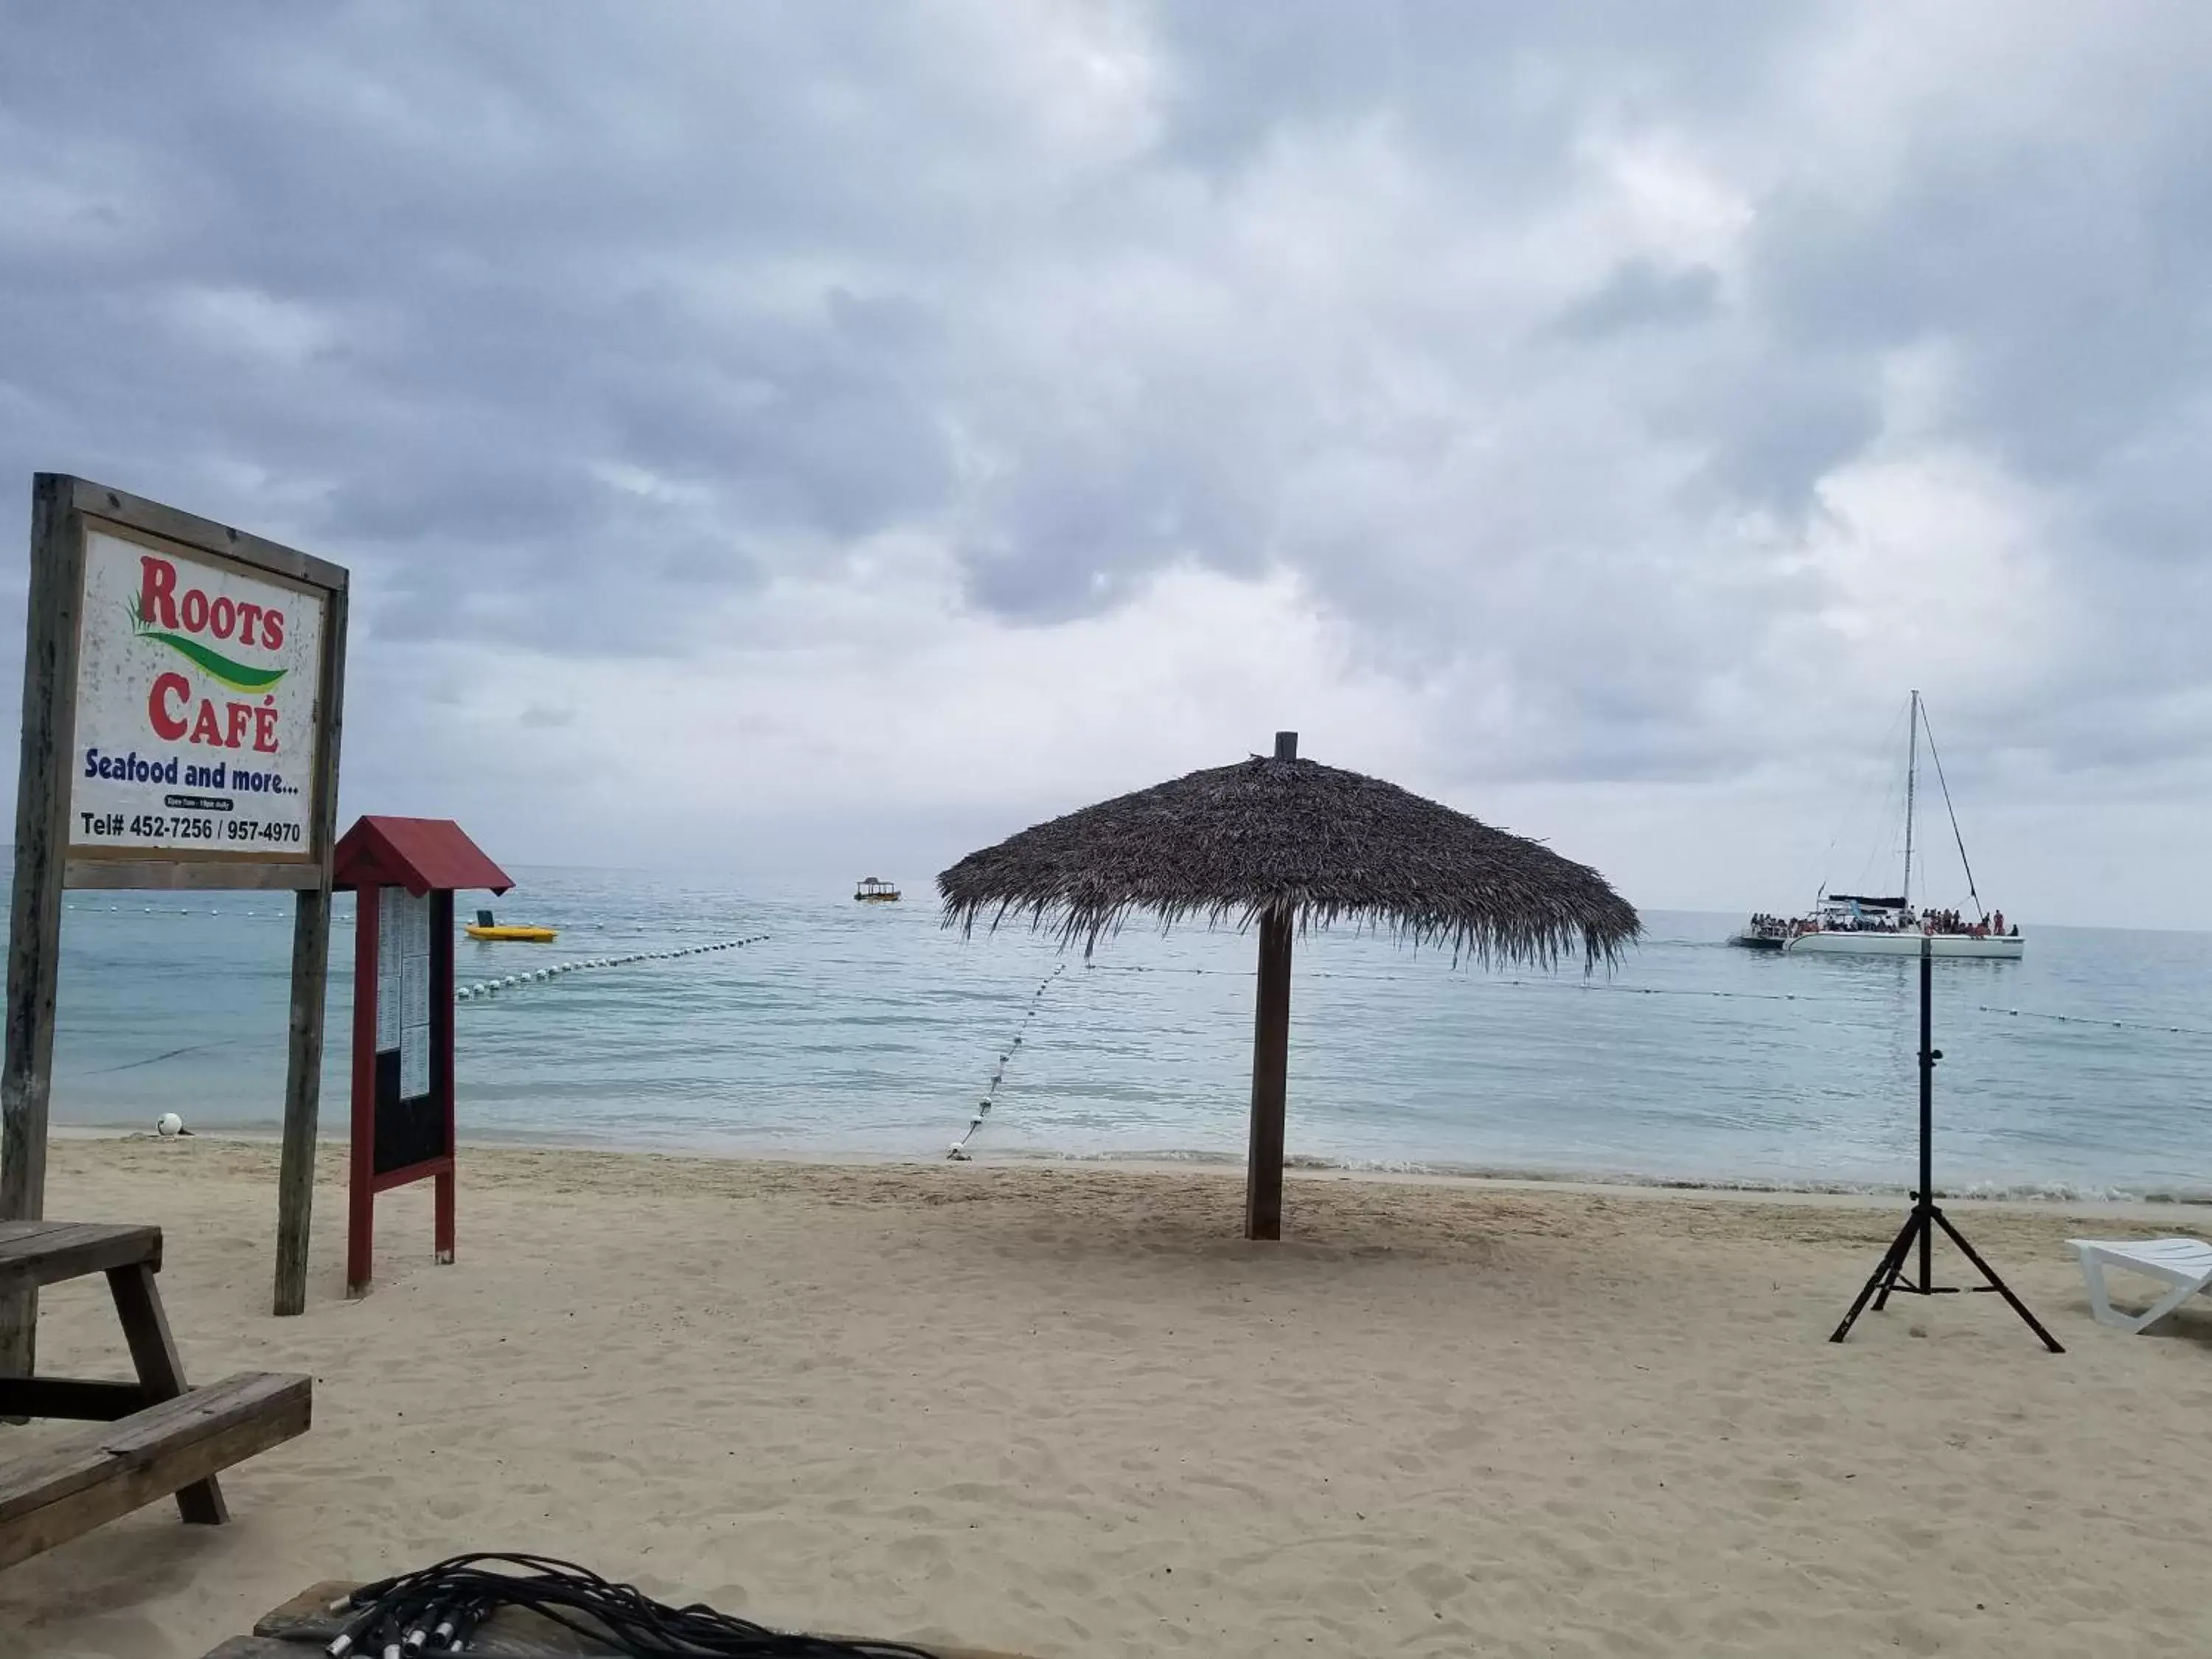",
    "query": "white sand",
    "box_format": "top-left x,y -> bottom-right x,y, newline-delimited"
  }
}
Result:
4,1135 -> 2209,1658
